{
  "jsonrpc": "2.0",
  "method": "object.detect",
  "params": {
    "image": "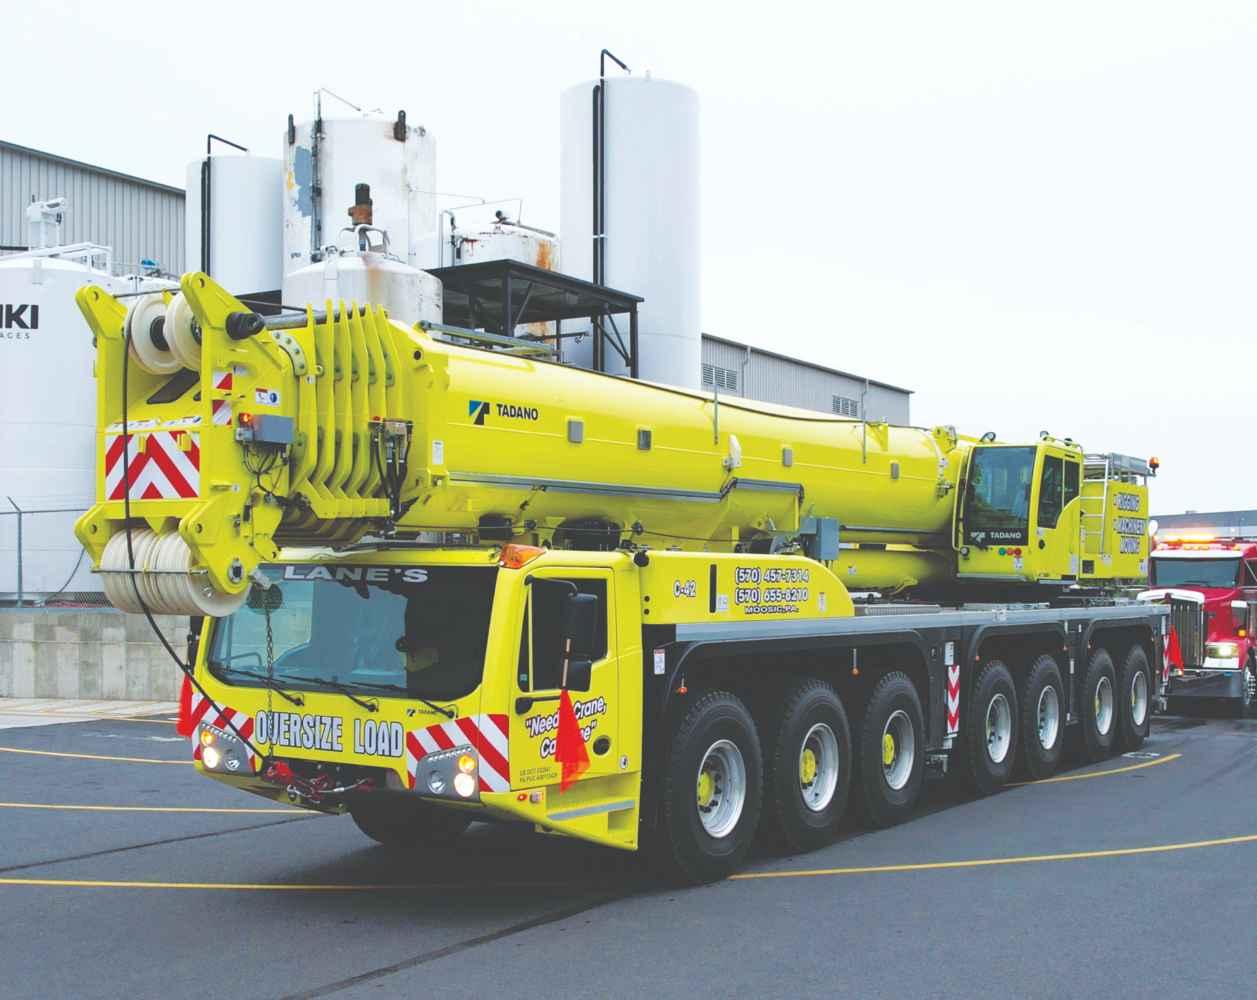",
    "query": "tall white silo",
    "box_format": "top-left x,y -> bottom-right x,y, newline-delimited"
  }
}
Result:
0,243 -> 118,600
283,112 -> 437,274
281,111 -> 441,324
559,75 -> 700,387
184,153 -> 284,295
